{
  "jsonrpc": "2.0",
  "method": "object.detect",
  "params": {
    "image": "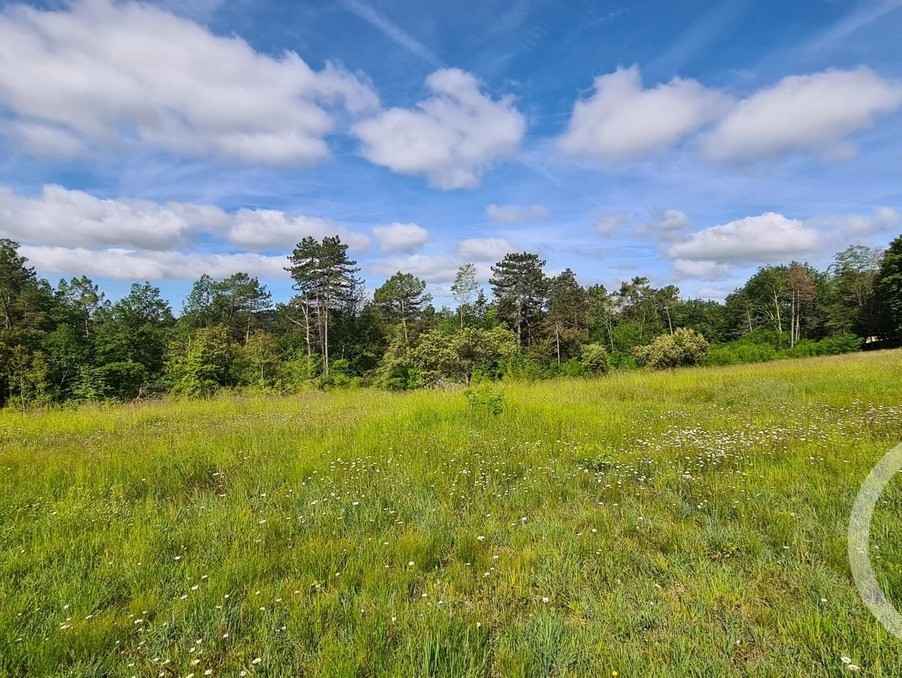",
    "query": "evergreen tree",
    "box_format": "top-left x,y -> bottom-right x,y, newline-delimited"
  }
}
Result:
489,252 -> 547,346
673,299 -> 727,343
826,245 -> 883,337
181,274 -> 218,329
614,277 -> 662,348
875,234 -> 902,340
94,282 -> 174,376
586,284 -> 616,350
373,272 -> 431,345
285,236 -> 361,376
55,276 -> 108,339
0,240 -> 56,405
544,269 -> 588,365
